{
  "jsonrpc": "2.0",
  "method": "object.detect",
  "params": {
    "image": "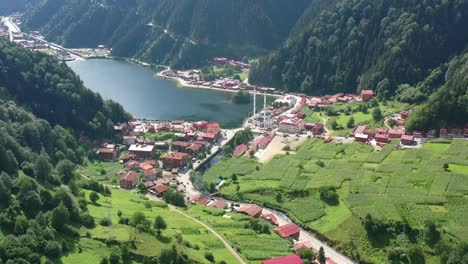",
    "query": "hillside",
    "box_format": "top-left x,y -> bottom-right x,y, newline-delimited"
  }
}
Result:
21,0 -> 333,68
0,0 -> 39,15
0,38 -> 129,138
406,50 -> 468,131
249,0 -> 468,97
